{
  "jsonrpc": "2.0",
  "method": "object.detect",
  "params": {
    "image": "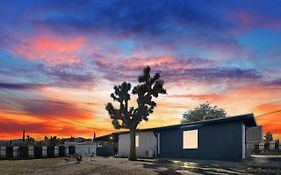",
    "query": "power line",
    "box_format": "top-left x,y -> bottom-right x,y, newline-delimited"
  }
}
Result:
0,90 -> 115,132
256,110 -> 281,117
0,89 -> 98,114
0,98 -> 114,132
